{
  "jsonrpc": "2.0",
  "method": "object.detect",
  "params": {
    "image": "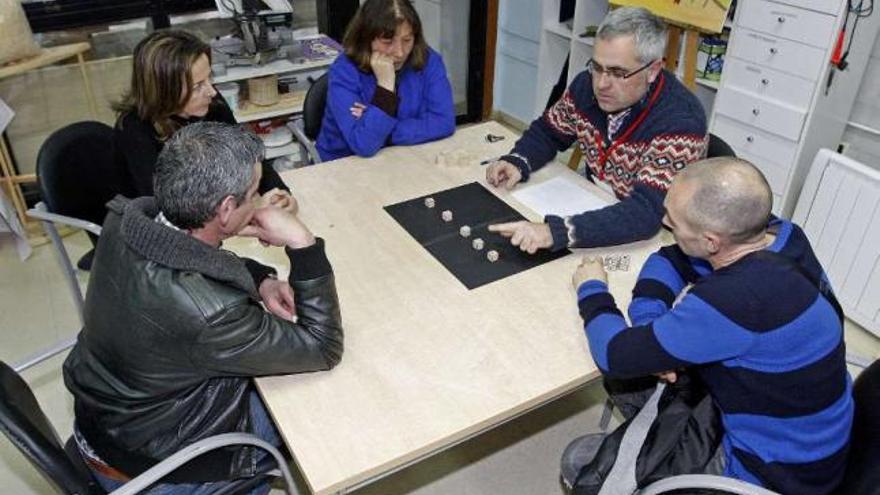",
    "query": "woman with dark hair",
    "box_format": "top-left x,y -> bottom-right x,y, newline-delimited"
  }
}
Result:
316,0 -> 456,161
113,29 -> 291,200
